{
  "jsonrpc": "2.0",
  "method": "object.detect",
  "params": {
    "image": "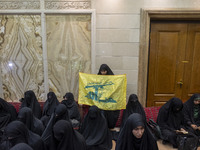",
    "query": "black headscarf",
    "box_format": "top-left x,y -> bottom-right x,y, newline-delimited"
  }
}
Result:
157,97 -> 184,131
52,120 -> 86,150
3,121 -> 44,150
10,143 -> 33,150
97,64 -> 114,75
0,98 -> 17,130
41,104 -> 70,150
80,105 -> 112,150
17,107 -> 44,136
116,113 -> 158,150
121,94 -> 146,128
61,92 -> 81,121
183,93 -> 200,126
42,92 -> 59,116
20,90 -> 42,119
